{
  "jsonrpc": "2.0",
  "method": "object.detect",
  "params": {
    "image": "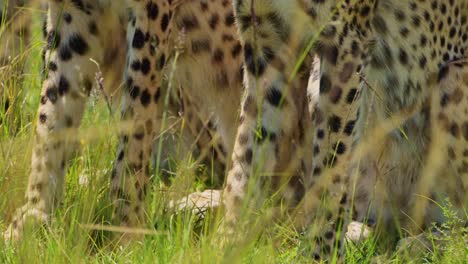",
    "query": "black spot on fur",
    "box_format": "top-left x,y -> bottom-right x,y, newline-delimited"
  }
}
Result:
265,86 -> 283,107
58,76 -> 70,95
68,33 -> 89,55
328,115 -> 342,132
146,2 -> 159,20
132,28 -> 145,49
